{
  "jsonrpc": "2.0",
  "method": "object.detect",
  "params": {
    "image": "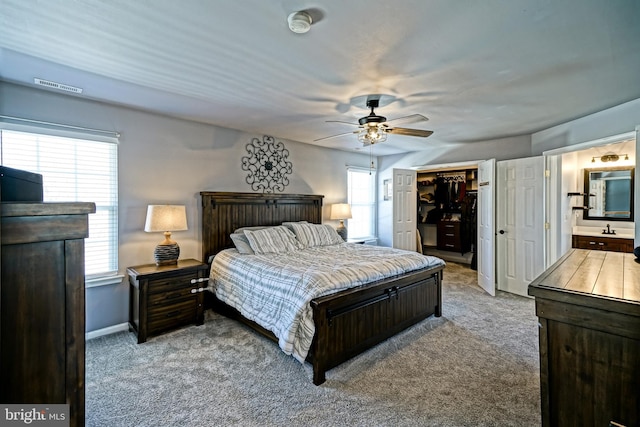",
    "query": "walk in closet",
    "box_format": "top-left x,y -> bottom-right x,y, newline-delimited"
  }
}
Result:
417,168 -> 478,265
